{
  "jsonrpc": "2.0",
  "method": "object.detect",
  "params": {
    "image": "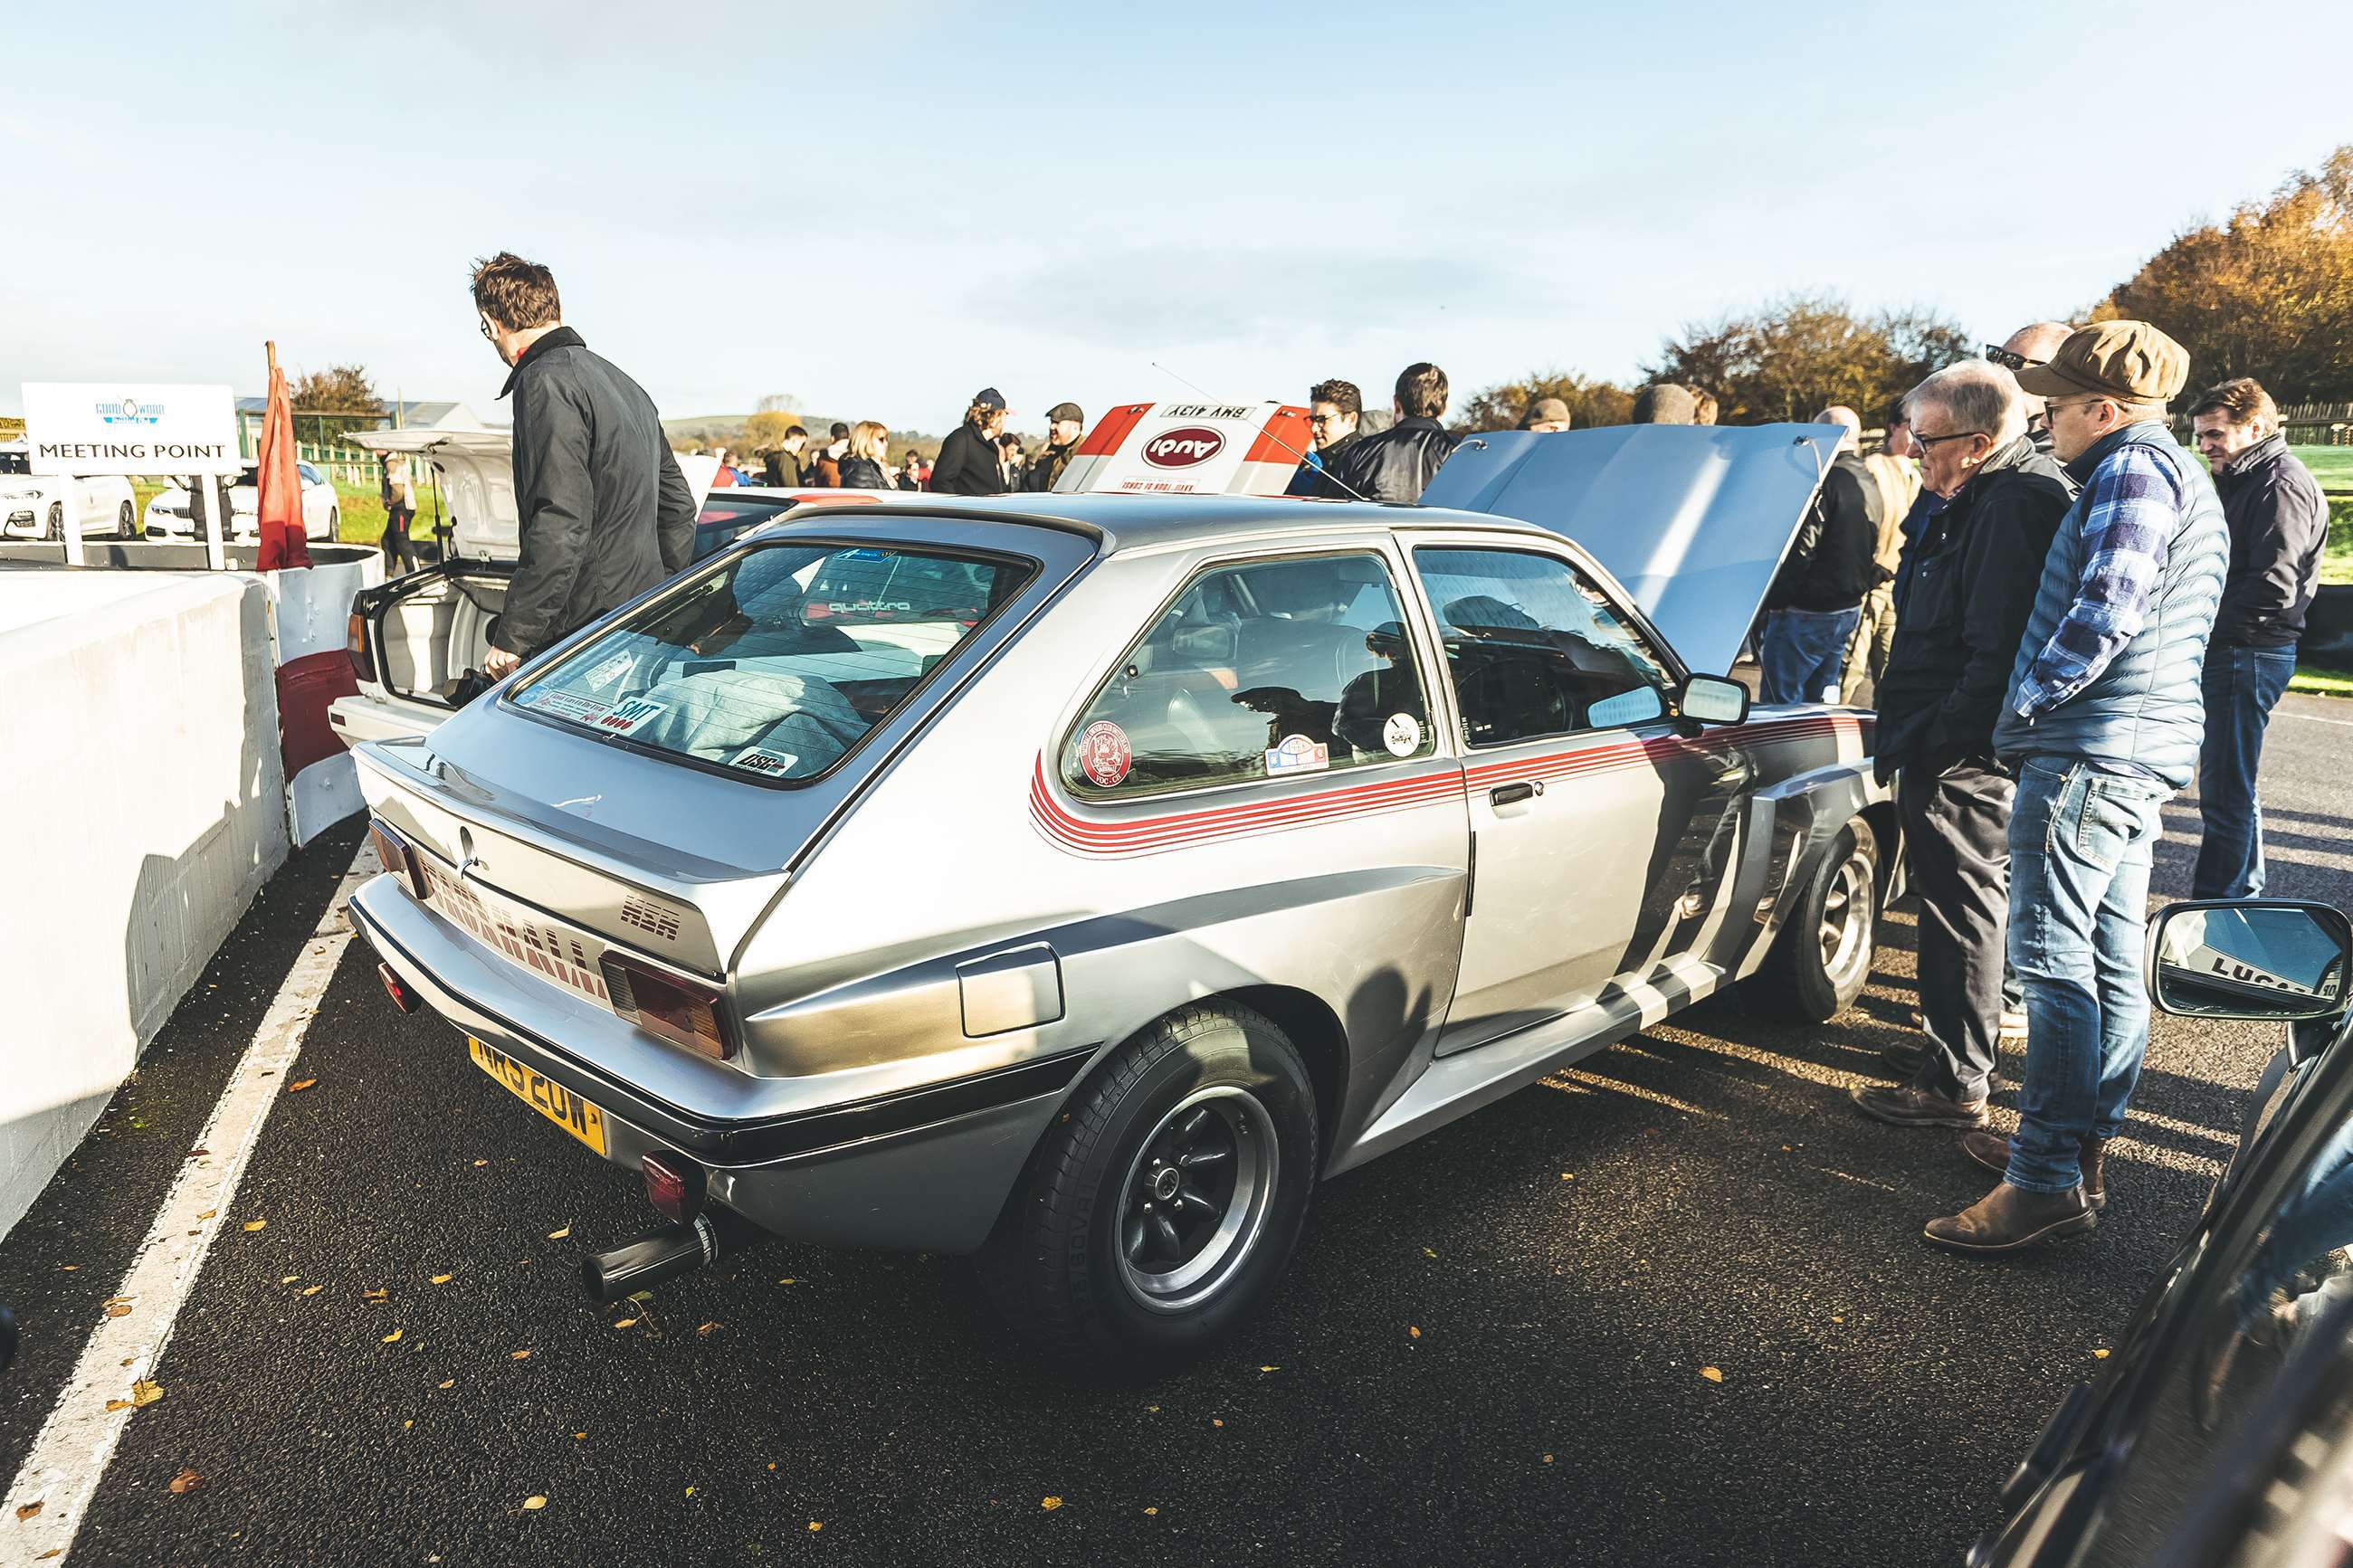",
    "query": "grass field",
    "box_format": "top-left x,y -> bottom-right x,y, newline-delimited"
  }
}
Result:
128,479 -> 442,550
2291,664 -> 2353,698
